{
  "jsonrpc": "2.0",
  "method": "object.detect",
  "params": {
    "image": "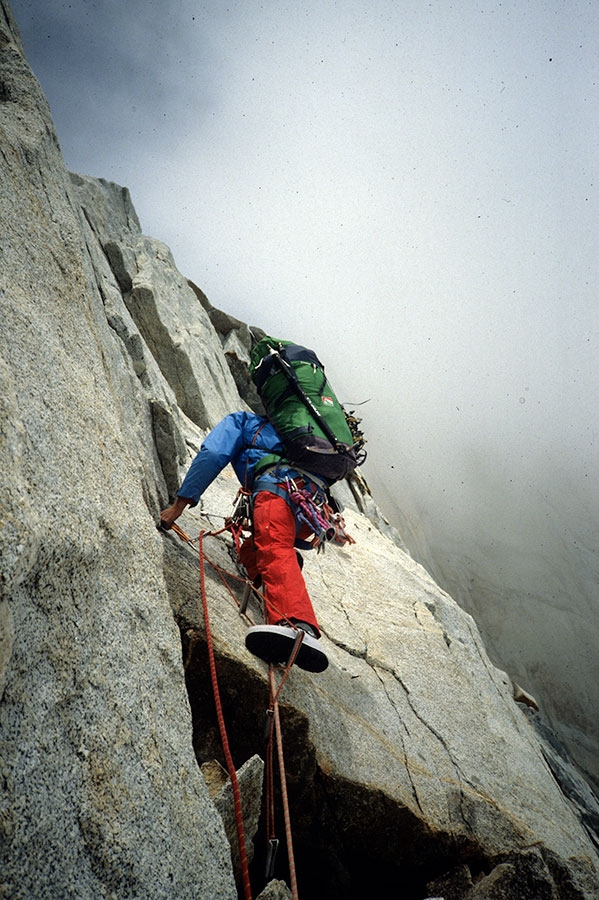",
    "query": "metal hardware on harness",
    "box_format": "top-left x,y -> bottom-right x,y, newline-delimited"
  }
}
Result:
263,708 -> 274,743
285,477 -> 341,549
265,838 -> 280,880
239,581 -> 253,616
224,488 -> 254,560
228,488 -> 253,530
